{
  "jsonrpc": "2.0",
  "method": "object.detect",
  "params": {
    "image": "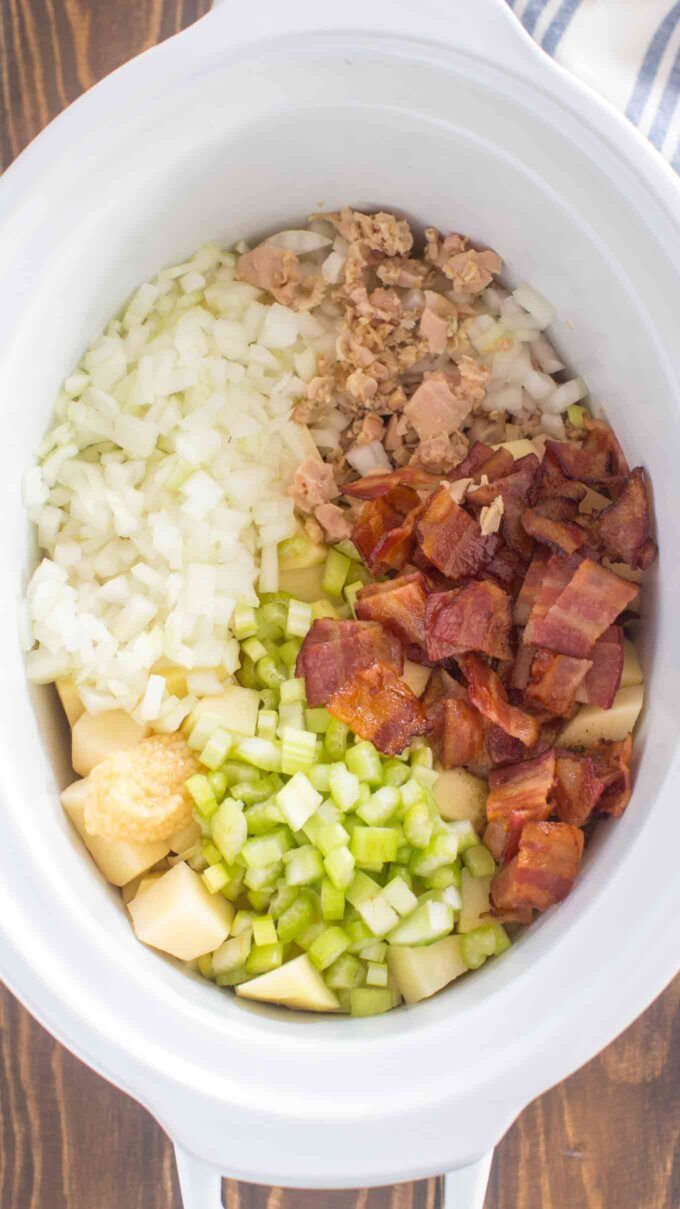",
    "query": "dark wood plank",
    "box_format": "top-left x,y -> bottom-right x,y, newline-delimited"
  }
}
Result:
0,3 -> 678,1208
